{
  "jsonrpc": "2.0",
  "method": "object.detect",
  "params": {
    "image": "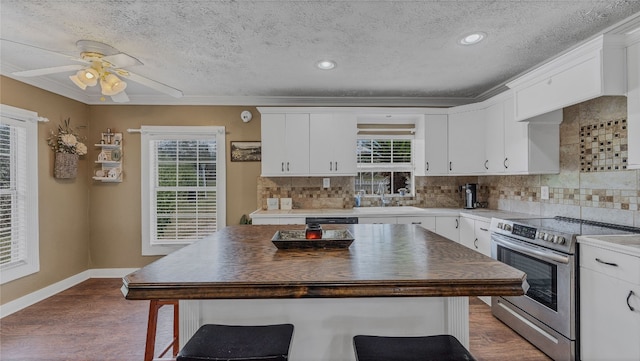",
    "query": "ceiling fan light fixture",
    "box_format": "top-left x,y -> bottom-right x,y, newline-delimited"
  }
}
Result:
100,74 -> 127,95
69,74 -> 87,90
78,68 -> 99,86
